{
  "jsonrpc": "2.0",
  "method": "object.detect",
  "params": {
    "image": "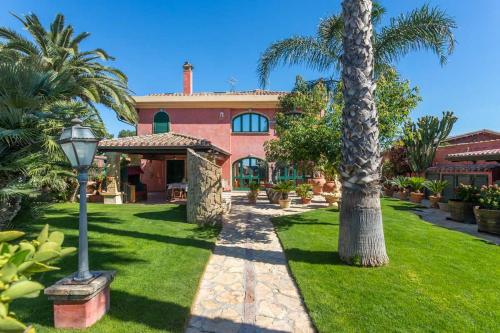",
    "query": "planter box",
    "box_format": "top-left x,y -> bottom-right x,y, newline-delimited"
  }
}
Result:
448,200 -> 476,223
438,202 -> 449,212
475,208 -> 500,235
